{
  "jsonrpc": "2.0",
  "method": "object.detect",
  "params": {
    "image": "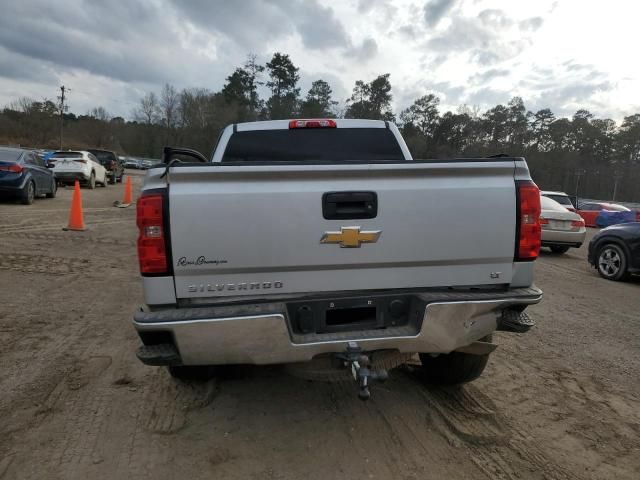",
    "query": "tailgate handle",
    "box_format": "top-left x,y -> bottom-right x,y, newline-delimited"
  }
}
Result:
322,191 -> 378,220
